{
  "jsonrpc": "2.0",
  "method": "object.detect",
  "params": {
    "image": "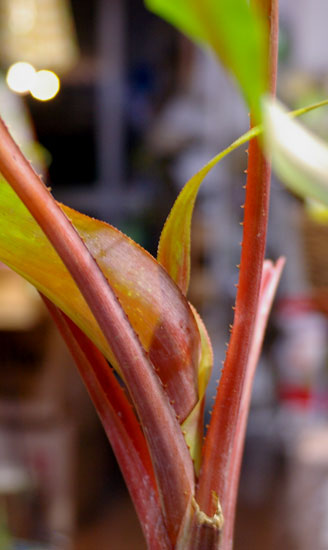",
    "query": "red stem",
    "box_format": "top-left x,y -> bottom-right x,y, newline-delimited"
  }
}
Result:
180,257 -> 284,550
218,258 -> 284,549
0,120 -> 194,543
196,0 -> 279,546
43,296 -> 171,550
